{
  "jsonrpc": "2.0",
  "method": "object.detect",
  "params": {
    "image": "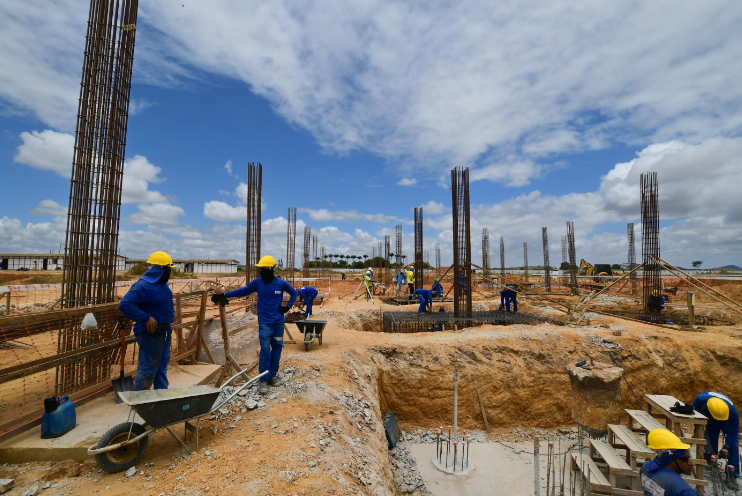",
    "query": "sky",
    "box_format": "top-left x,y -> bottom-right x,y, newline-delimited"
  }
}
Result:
1,0 -> 741,269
